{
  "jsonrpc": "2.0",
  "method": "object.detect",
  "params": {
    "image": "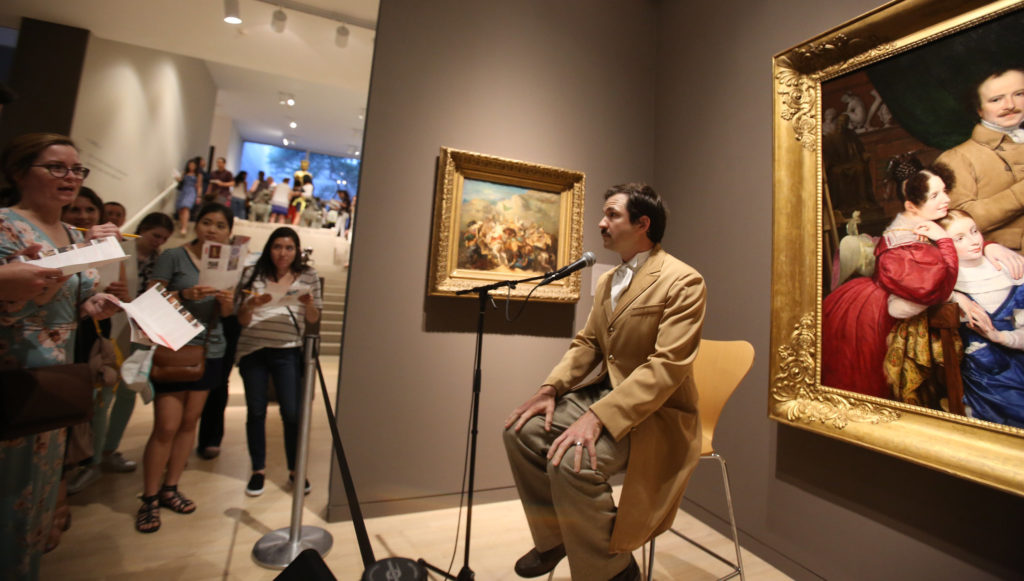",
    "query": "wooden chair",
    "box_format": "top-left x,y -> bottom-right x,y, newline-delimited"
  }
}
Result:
645,339 -> 755,581
927,302 -> 965,416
